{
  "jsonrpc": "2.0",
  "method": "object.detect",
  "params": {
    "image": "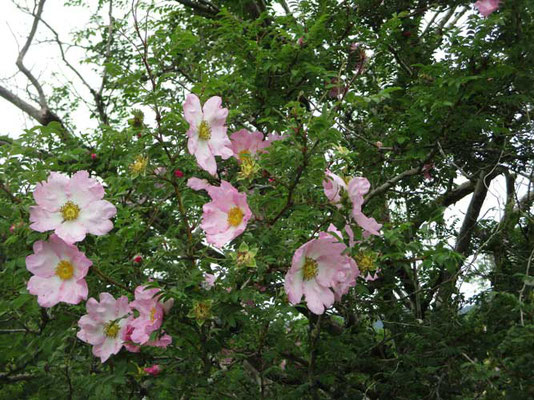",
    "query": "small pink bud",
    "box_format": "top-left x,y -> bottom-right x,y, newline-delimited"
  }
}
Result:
133,255 -> 143,264
9,224 -> 16,233
226,287 -> 232,293
174,169 -> 184,178
297,37 -> 304,47
137,132 -> 142,138
268,178 -> 275,183
144,365 -> 161,376
280,359 -> 287,370
90,153 -> 97,160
